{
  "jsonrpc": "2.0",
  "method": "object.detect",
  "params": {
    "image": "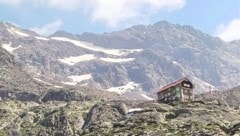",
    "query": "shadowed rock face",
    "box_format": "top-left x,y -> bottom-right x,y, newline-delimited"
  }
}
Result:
0,47 -> 14,66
